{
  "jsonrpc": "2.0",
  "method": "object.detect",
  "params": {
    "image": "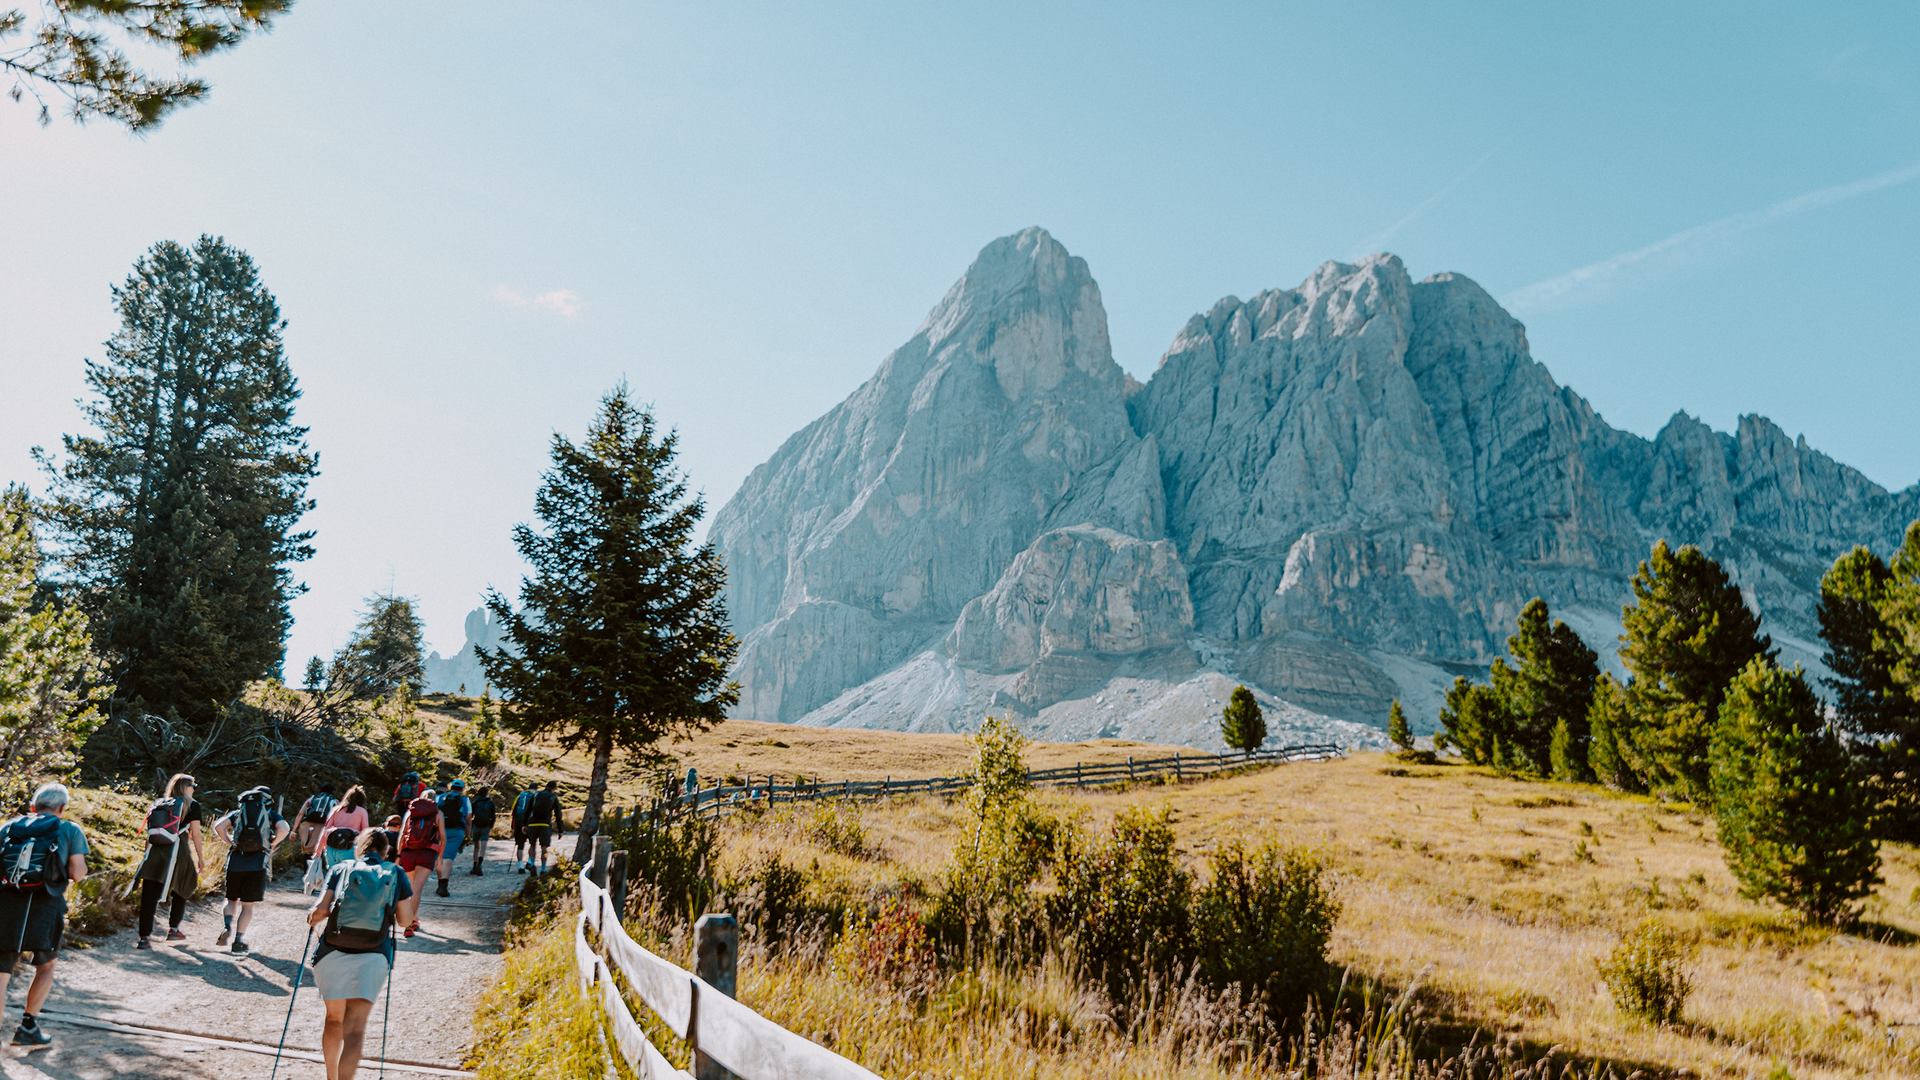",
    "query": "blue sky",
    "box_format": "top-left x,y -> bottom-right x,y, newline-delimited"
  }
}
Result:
3,1 -> 1917,669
